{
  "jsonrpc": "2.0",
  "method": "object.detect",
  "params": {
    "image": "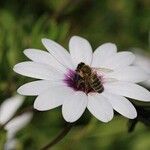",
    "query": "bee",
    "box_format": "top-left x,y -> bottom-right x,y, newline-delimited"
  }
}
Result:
75,62 -> 104,93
